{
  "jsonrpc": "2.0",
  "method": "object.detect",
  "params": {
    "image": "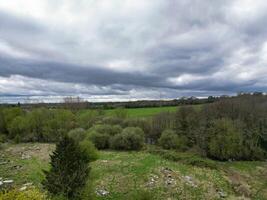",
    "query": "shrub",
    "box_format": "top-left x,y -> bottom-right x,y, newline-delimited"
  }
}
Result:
43,136 -> 90,199
102,116 -> 123,125
121,127 -> 144,137
87,131 -> 110,149
79,140 -> 98,162
110,127 -> 145,150
158,129 -> 187,150
89,124 -> 122,136
68,128 -> 86,142
0,188 -> 47,200
207,118 -> 244,161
